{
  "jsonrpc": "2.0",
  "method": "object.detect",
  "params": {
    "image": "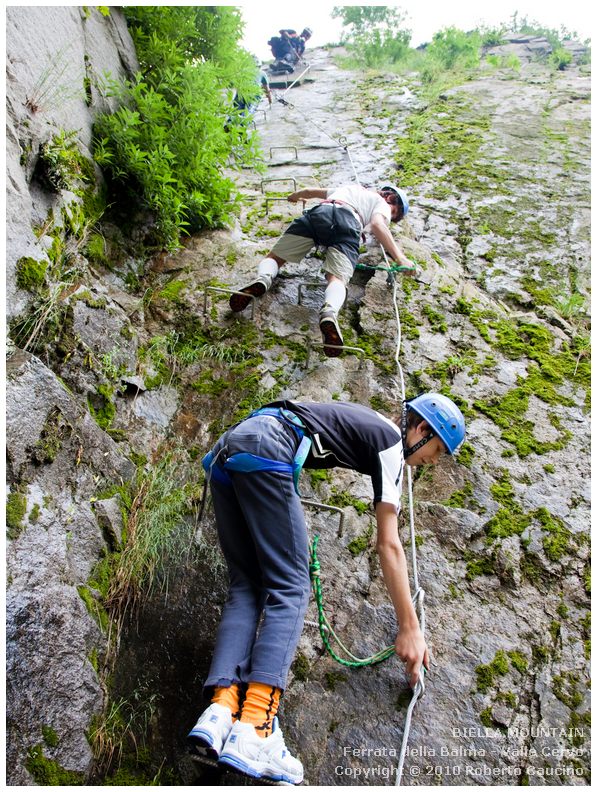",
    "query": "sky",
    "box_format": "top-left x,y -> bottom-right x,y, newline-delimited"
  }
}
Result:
239,0 -> 593,61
